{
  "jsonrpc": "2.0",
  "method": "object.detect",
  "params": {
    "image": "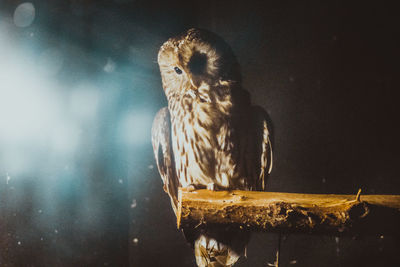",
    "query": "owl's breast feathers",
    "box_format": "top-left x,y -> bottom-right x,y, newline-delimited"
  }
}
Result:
168,83 -> 237,189
164,84 -> 272,191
